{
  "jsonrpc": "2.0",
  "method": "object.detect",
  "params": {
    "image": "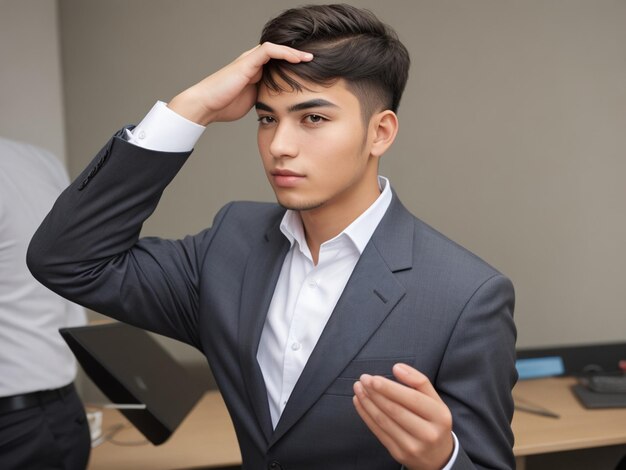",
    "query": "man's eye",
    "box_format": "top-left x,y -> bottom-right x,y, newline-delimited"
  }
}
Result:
257,116 -> 275,125
305,114 -> 326,124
